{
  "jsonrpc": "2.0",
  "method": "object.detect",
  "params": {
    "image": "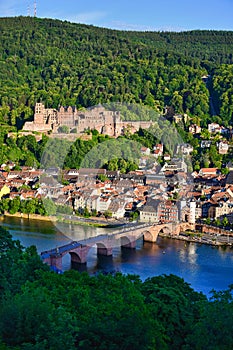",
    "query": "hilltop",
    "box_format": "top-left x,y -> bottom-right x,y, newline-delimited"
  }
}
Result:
0,16 -> 233,128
